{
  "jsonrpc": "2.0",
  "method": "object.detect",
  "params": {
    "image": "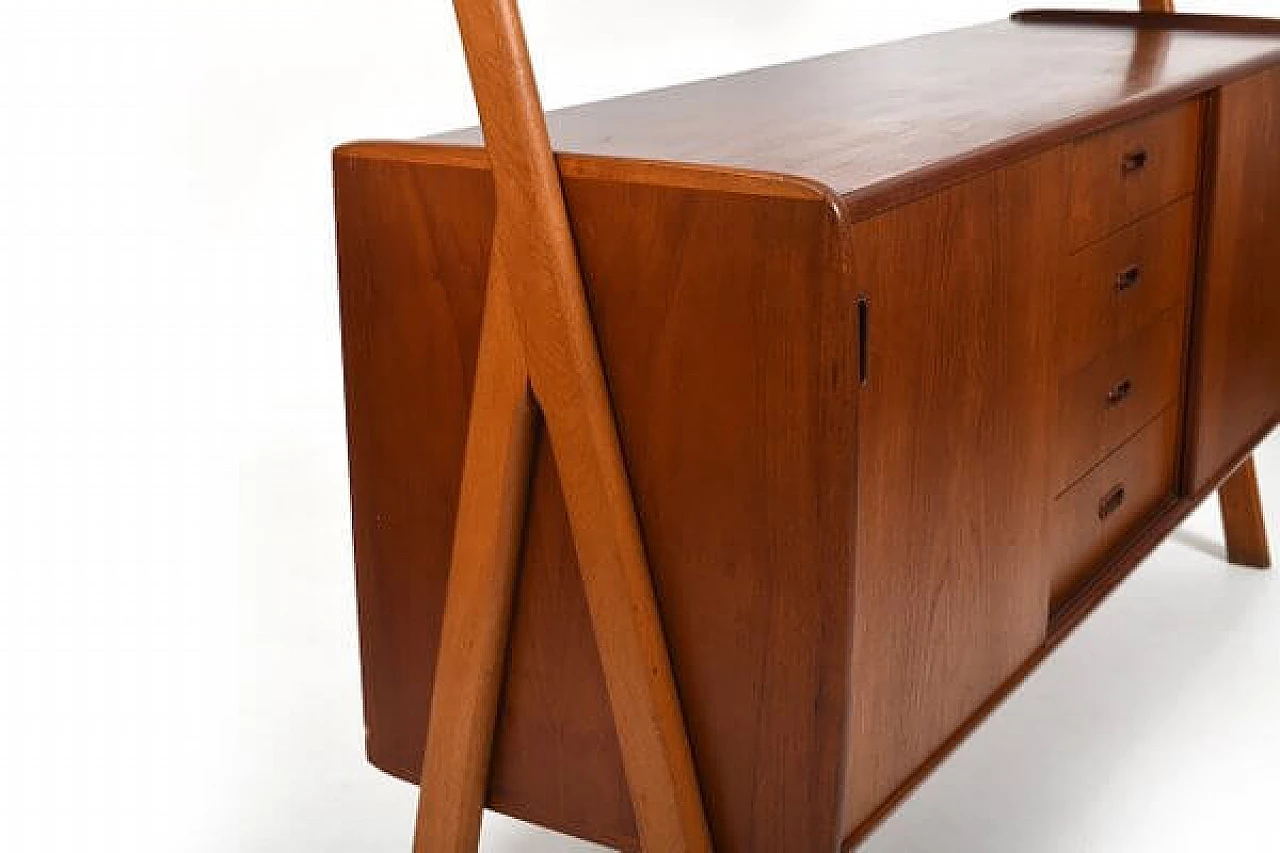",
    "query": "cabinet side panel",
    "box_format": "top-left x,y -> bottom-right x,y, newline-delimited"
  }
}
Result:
1188,67 -> 1280,491
334,154 -> 638,845
333,154 -> 491,783
334,149 -> 856,852
842,150 -> 1061,837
